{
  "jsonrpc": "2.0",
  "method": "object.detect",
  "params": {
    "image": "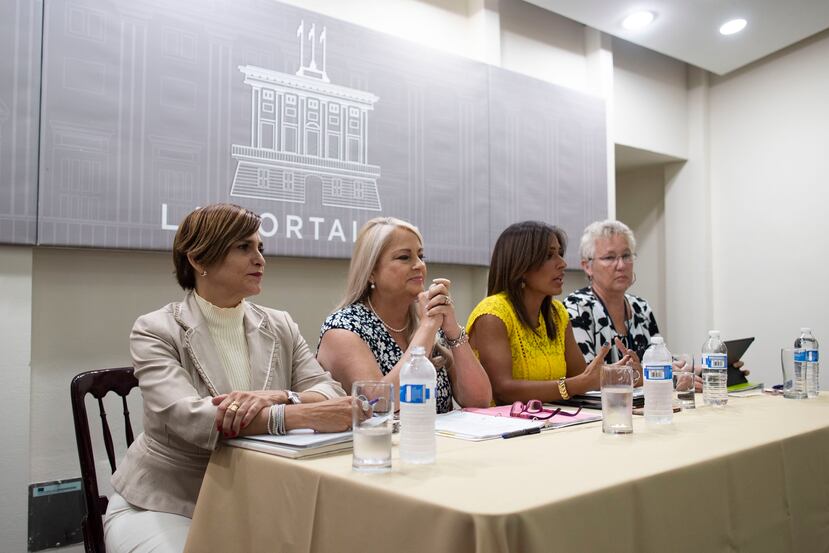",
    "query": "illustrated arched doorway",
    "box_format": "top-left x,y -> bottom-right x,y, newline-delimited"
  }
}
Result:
304,174 -> 323,208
